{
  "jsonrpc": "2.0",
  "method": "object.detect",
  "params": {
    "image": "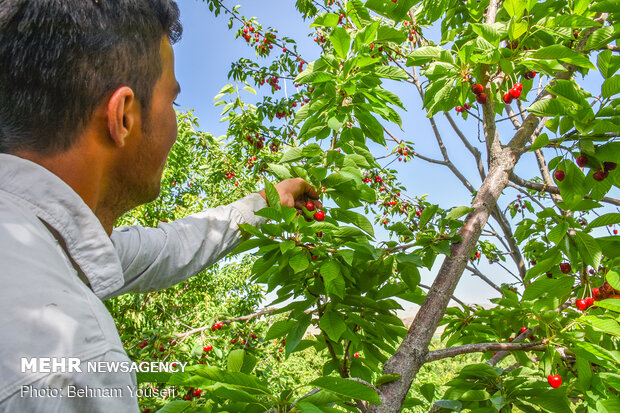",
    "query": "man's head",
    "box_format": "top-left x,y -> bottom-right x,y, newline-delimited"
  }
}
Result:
0,0 -> 182,155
